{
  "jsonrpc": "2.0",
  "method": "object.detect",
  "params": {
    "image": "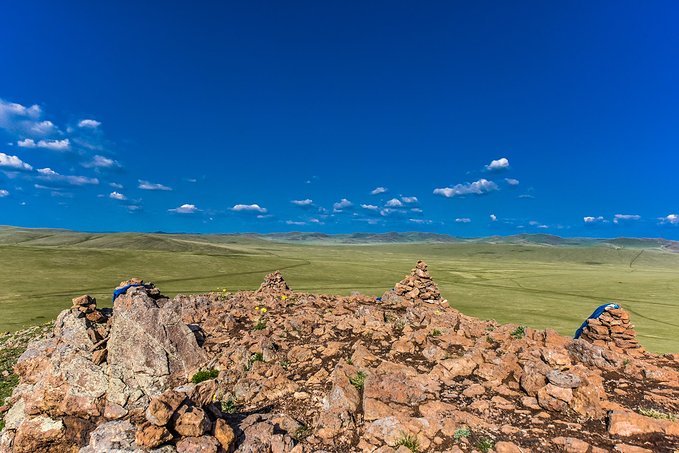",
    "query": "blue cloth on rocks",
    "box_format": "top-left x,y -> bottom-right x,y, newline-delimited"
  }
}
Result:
112,283 -> 143,302
574,303 -> 620,339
